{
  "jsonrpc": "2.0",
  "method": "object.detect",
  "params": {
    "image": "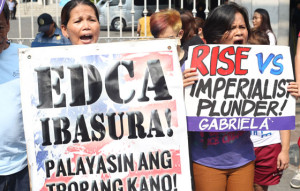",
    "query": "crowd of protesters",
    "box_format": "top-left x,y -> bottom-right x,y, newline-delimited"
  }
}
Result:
1,0 -> 300,190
